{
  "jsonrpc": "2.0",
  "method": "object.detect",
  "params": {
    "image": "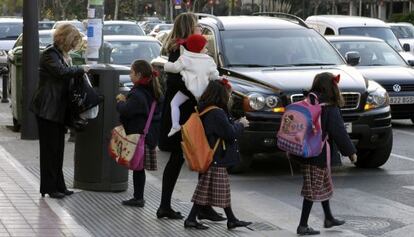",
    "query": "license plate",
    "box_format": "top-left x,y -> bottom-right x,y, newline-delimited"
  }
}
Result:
344,122 -> 352,133
389,96 -> 414,105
